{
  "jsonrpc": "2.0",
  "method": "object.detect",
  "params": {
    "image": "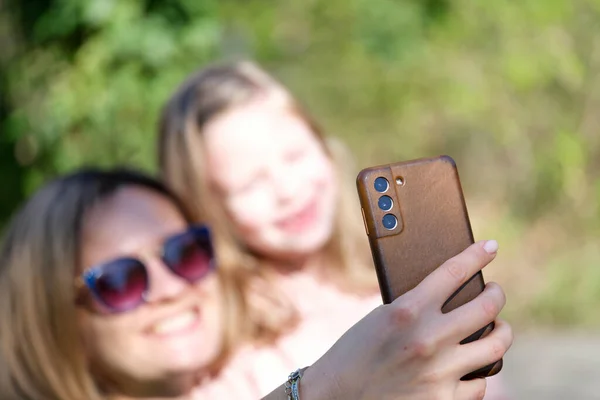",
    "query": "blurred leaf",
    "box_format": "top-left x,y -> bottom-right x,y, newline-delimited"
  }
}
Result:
83,0 -> 116,27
